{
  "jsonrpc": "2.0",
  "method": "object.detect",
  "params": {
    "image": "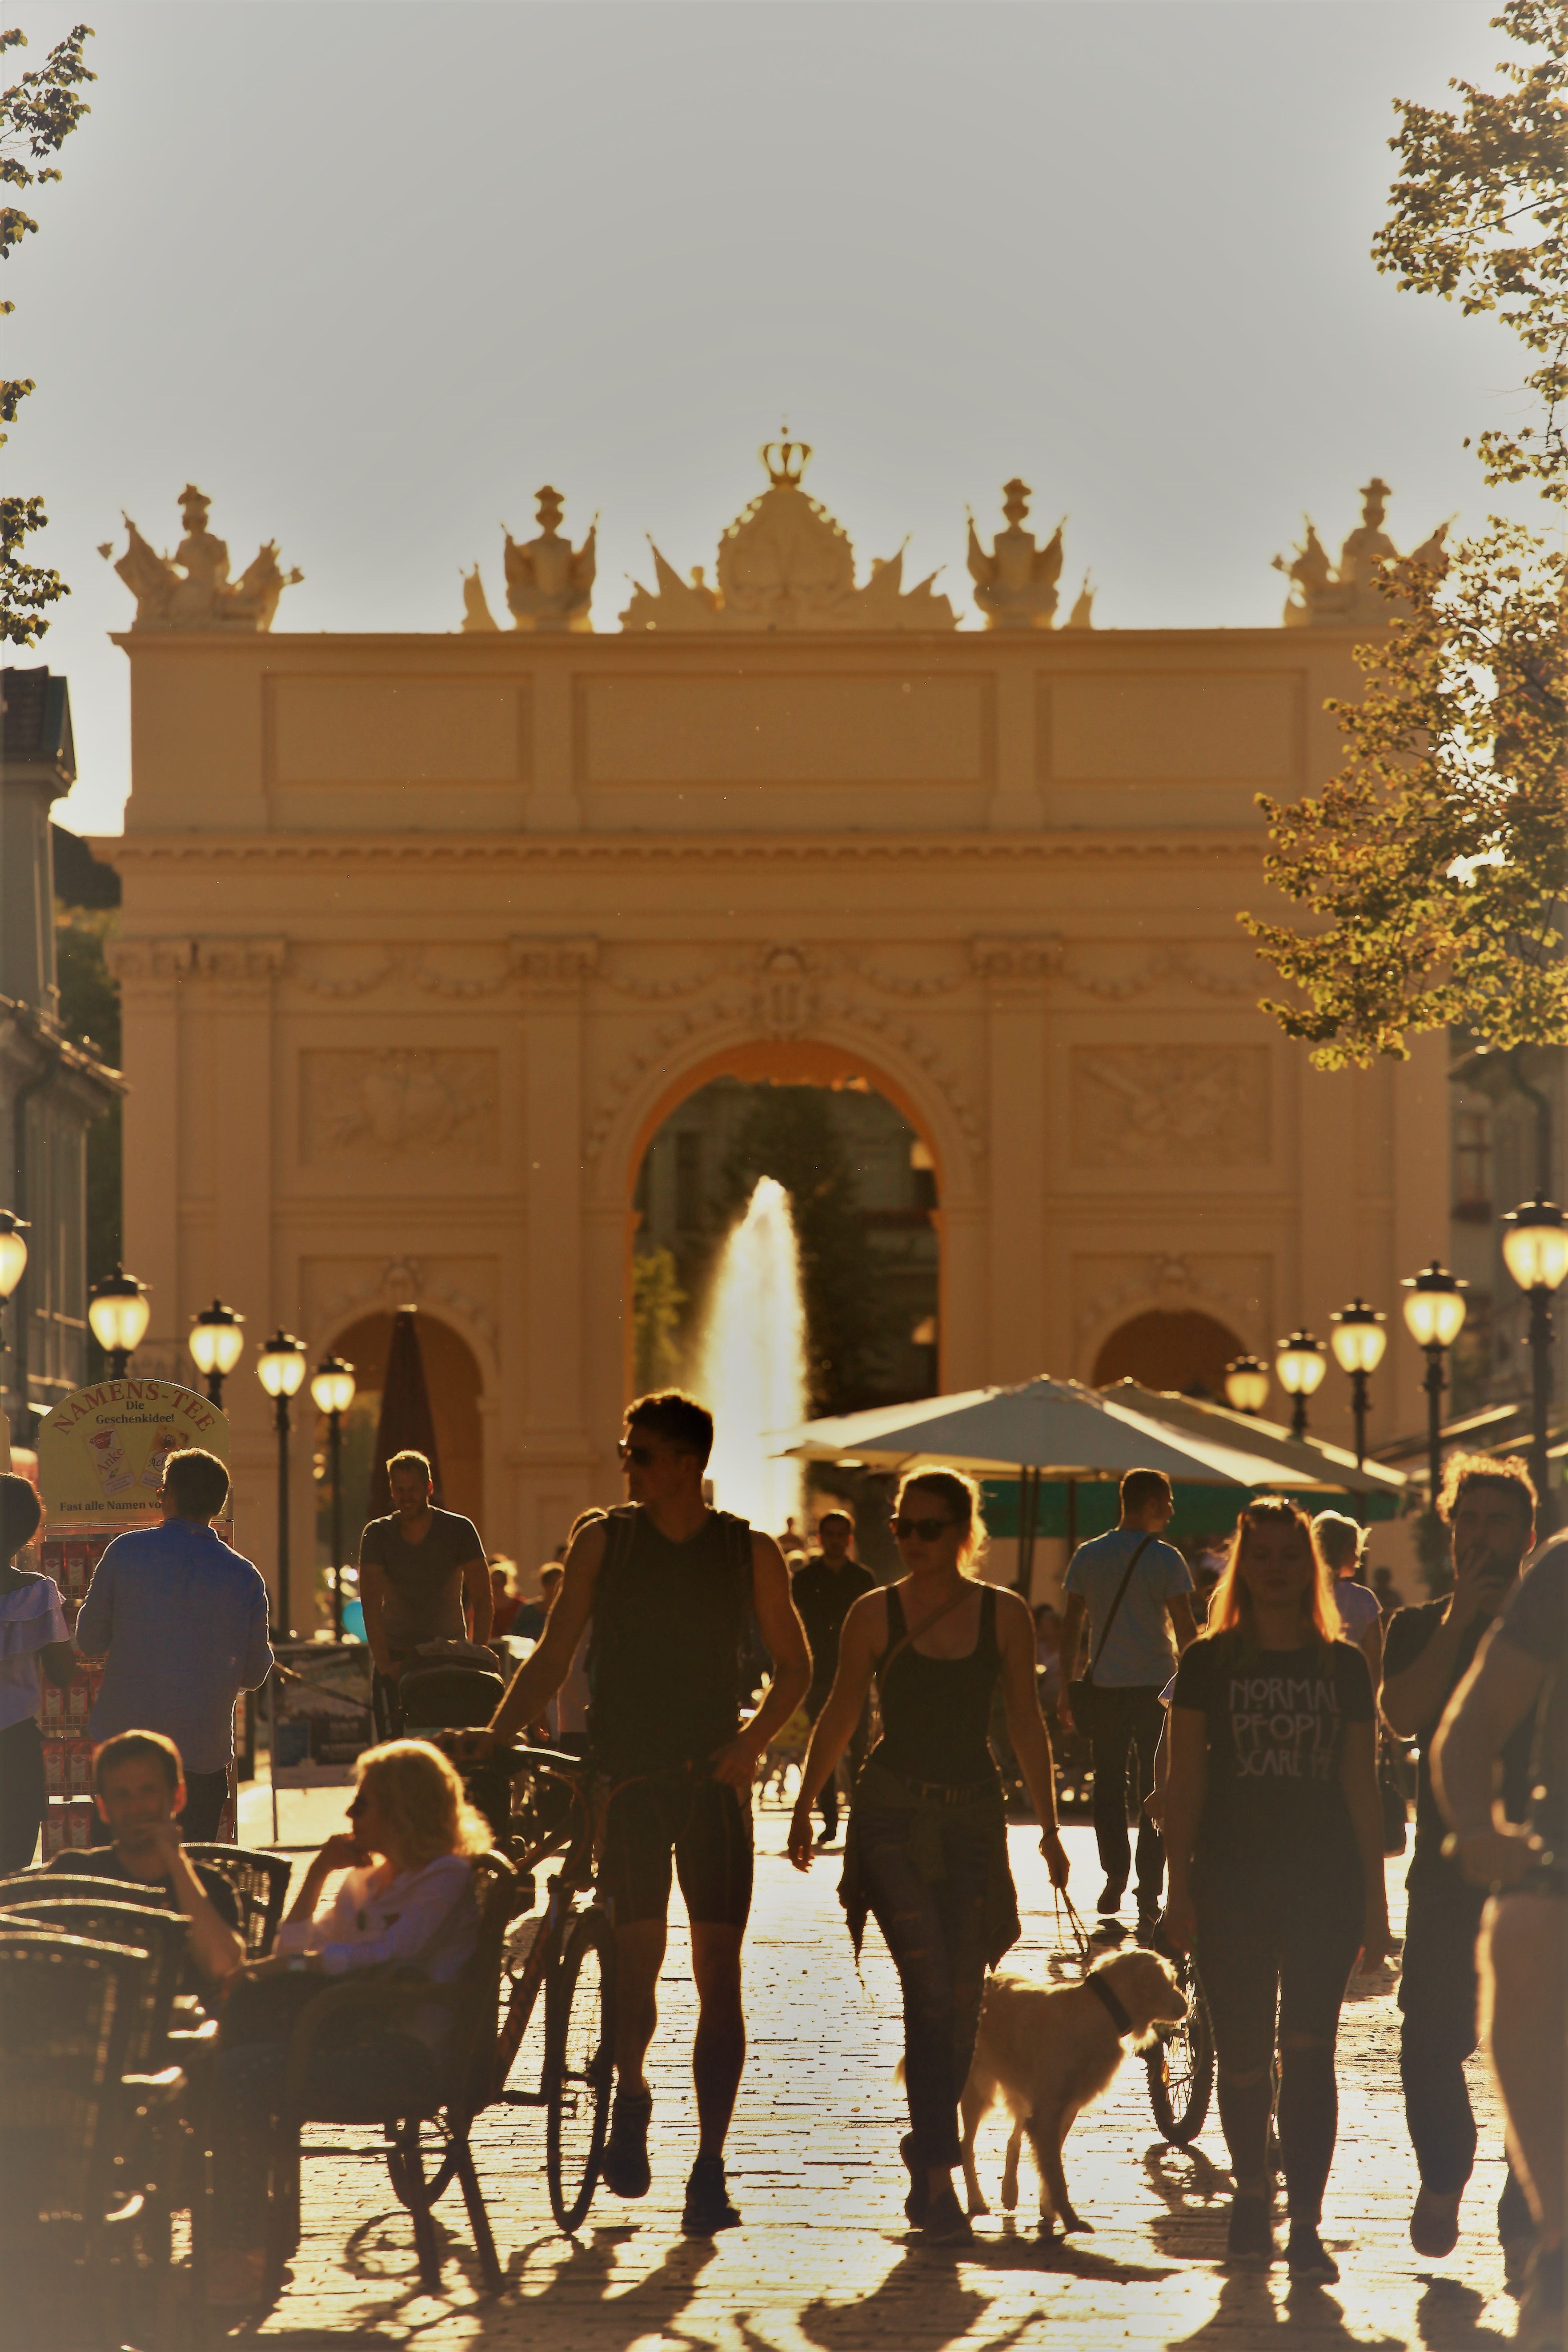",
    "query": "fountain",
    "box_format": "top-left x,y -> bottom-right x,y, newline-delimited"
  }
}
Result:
693,1176 -> 806,1534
